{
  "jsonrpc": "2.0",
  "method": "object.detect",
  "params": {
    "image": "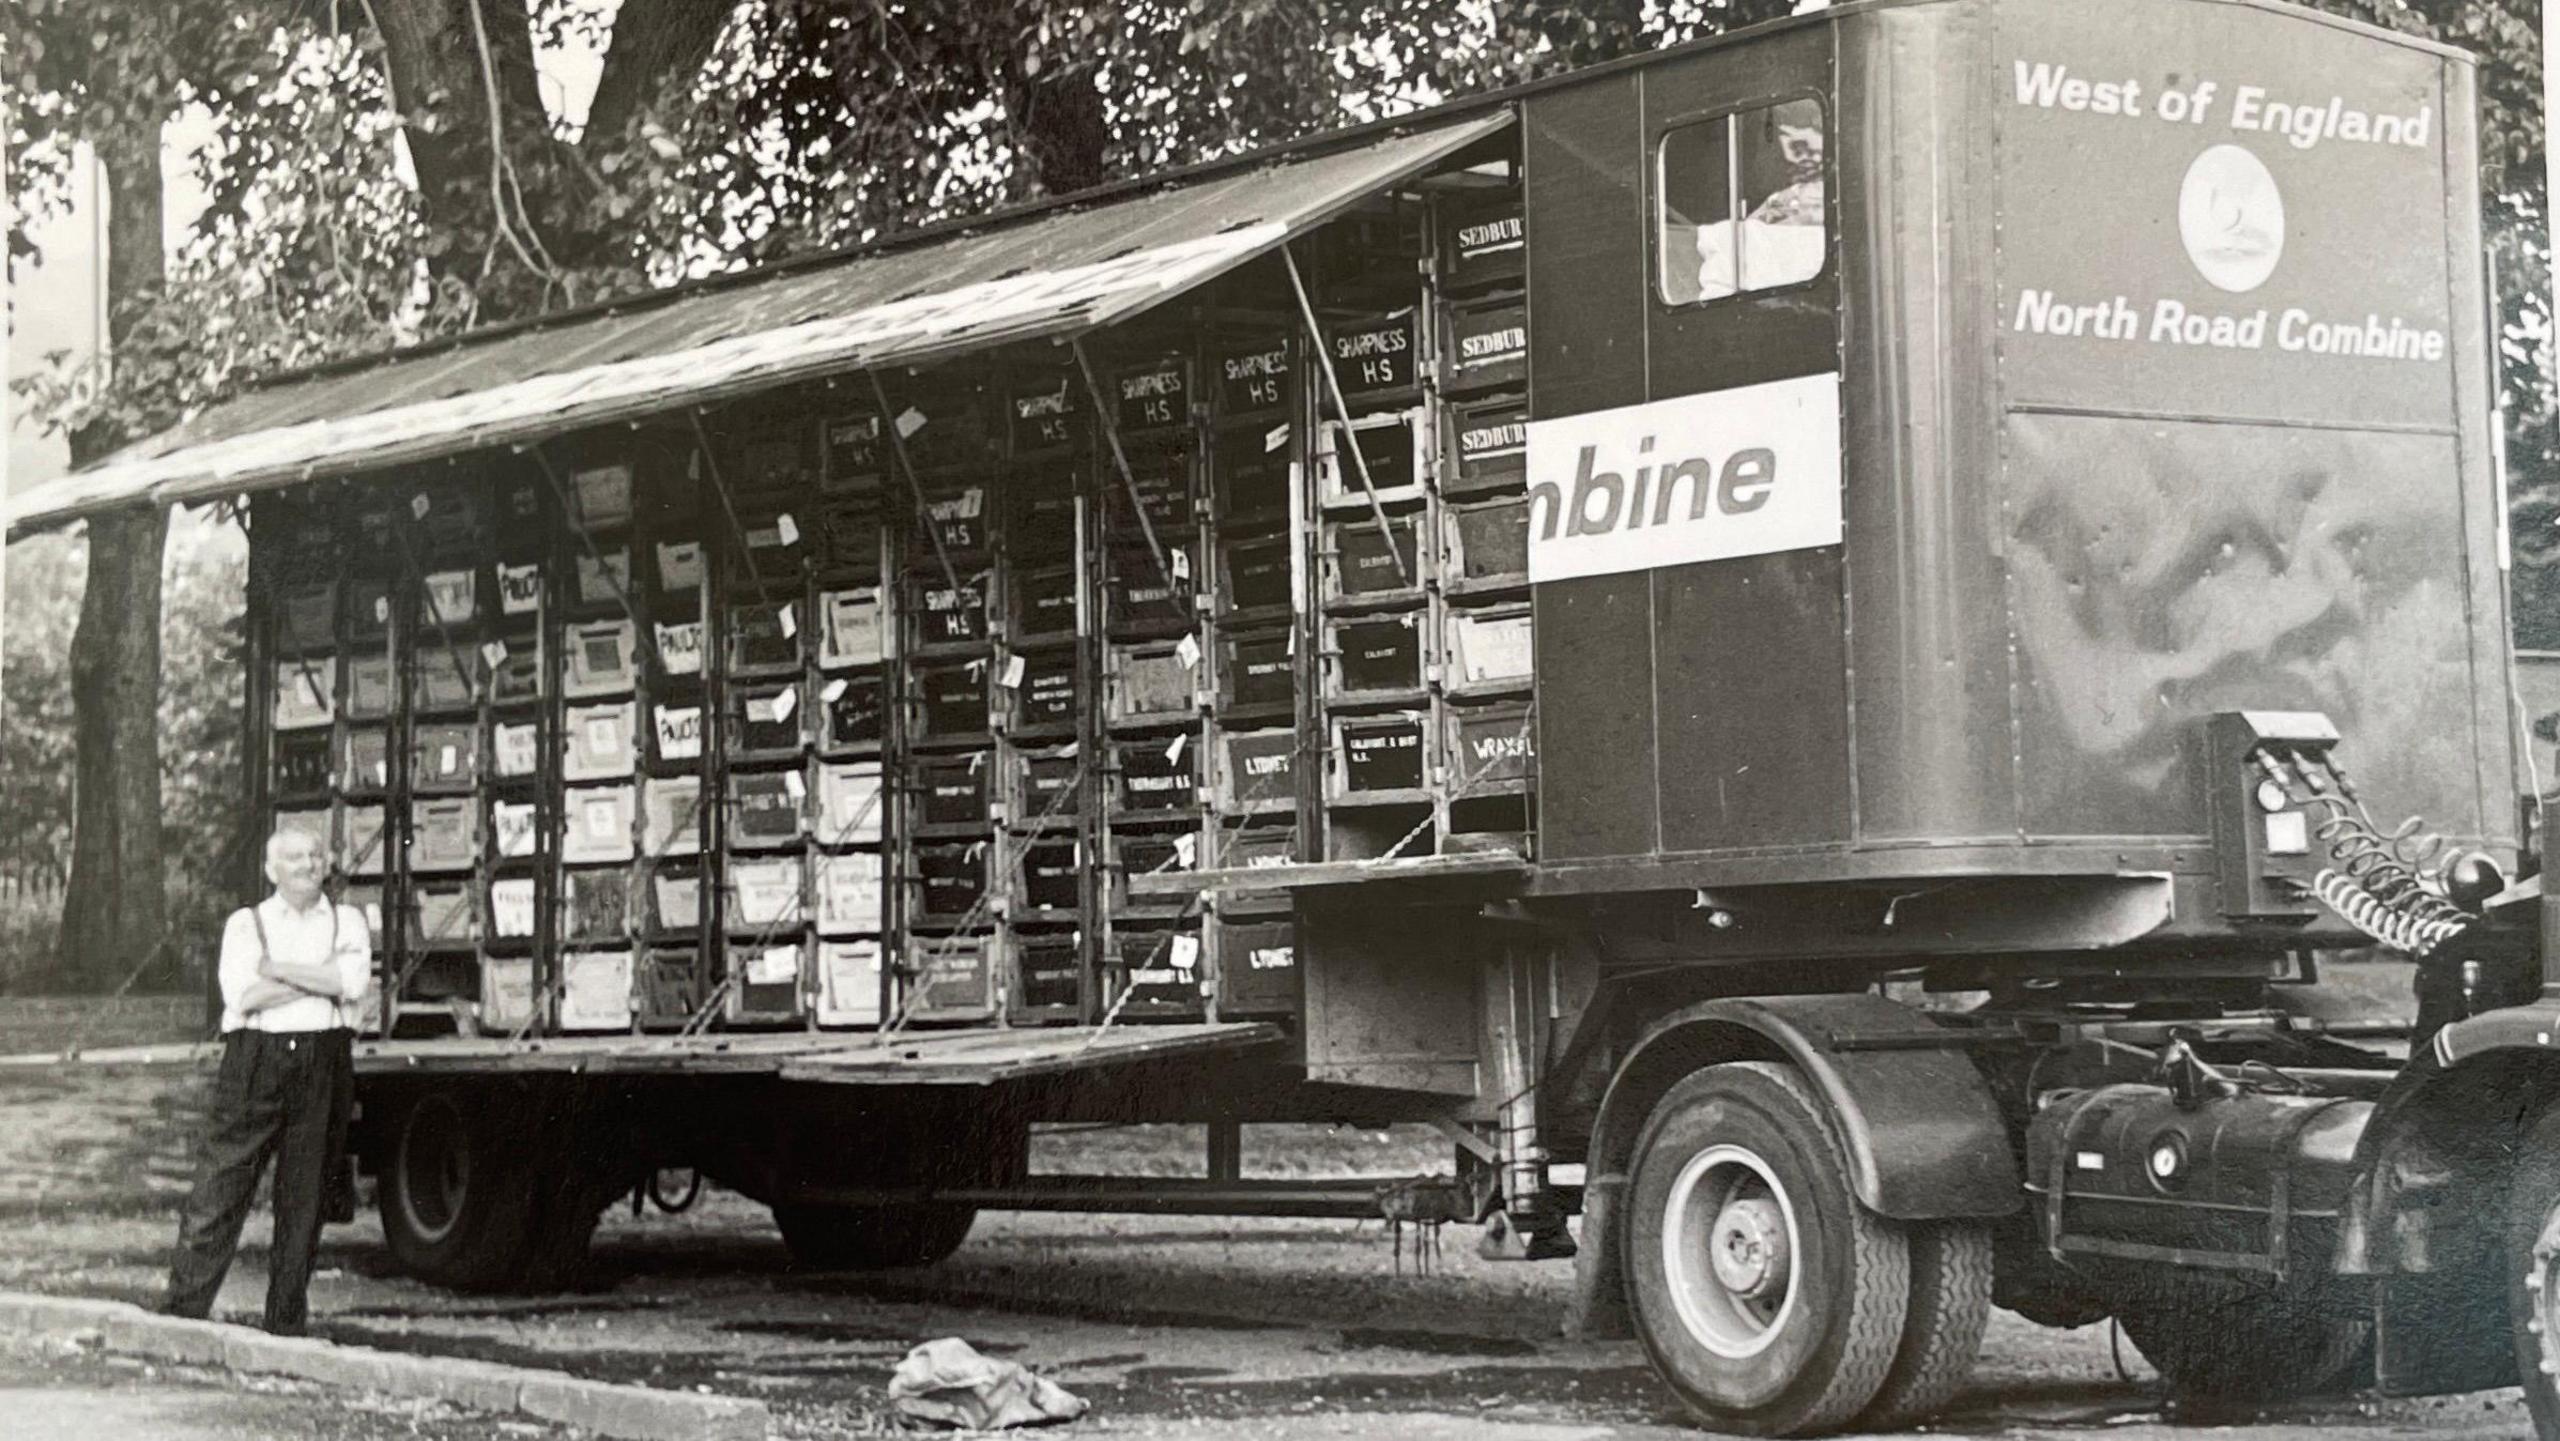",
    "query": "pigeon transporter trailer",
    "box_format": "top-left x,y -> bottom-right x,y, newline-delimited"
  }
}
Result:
15,0 -> 2560,1433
